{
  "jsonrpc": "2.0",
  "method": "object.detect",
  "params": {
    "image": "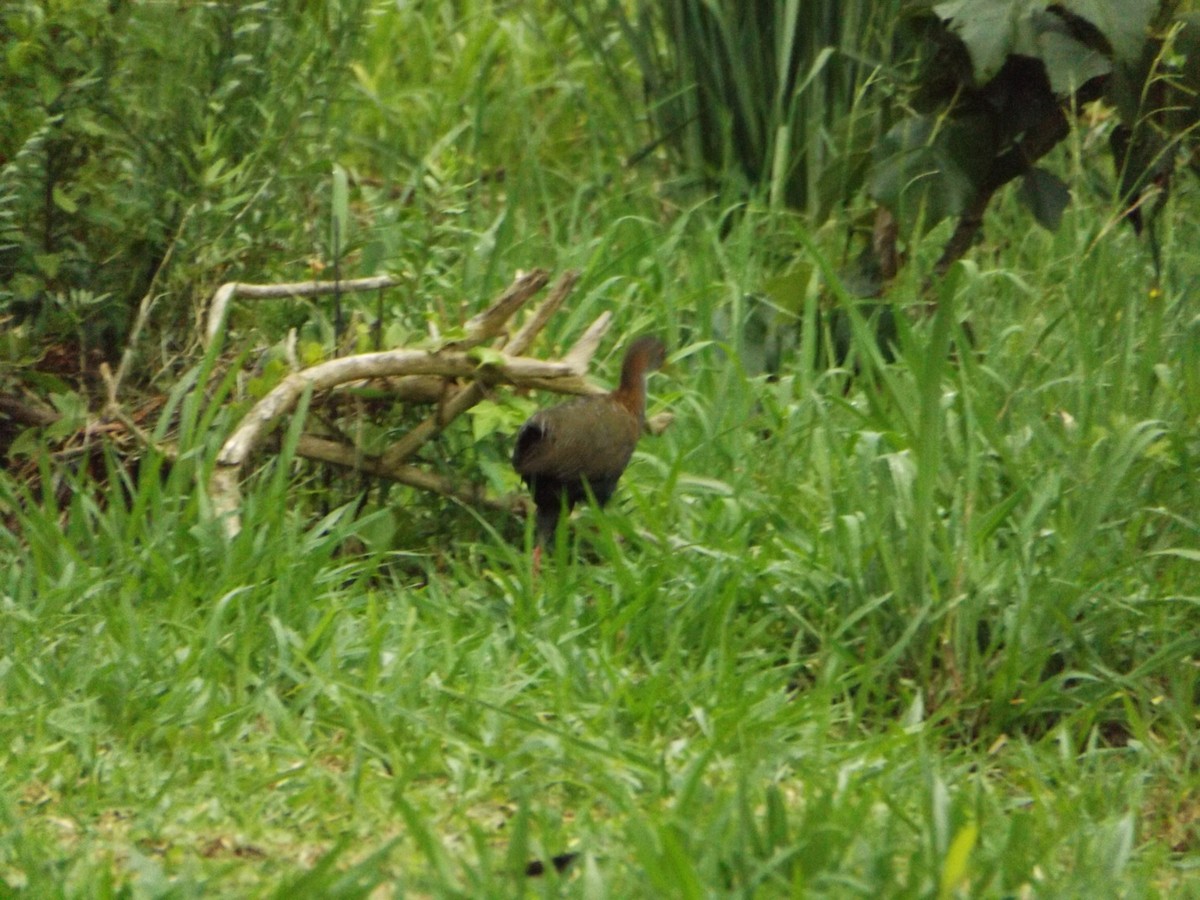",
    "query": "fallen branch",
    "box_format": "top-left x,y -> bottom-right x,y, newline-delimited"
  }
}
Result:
295,434 -> 523,512
205,274 -> 404,348
216,348 -> 580,470
208,269 -> 660,536
0,394 -> 59,428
